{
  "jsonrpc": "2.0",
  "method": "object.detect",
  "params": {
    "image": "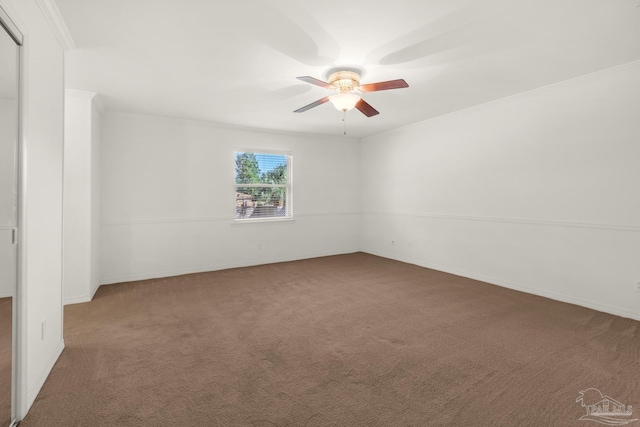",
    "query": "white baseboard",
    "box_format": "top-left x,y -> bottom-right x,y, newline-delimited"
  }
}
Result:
26,339 -> 65,413
63,281 -> 102,305
101,248 -> 360,285
0,290 -> 14,298
363,248 -> 640,322
90,280 -> 100,299
63,294 -> 92,305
